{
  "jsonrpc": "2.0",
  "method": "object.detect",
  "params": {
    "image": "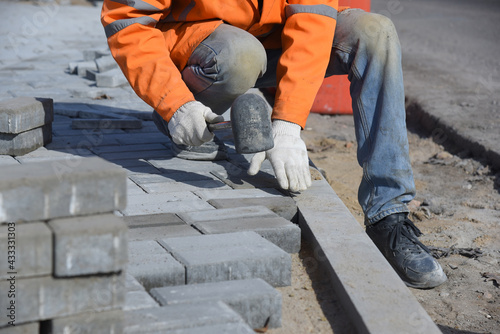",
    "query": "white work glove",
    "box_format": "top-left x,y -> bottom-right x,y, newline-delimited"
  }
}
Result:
248,120 -> 312,192
168,101 -> 224,146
